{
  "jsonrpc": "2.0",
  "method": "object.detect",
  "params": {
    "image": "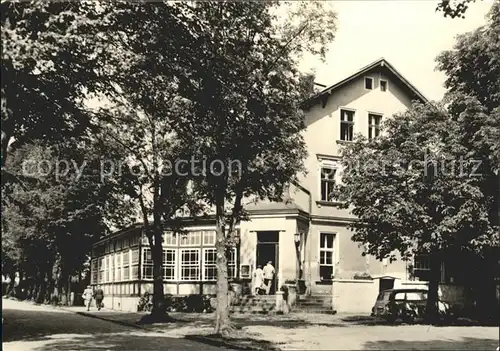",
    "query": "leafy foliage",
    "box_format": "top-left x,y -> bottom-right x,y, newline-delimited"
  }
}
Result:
333,103 -> 498,260
152,1 -> 337,334
436,0 -> 479,18
332,4 -> 499,321
2,139 -> 134,302
0,1 -> 122,167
